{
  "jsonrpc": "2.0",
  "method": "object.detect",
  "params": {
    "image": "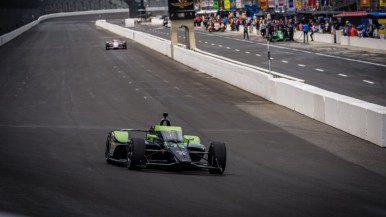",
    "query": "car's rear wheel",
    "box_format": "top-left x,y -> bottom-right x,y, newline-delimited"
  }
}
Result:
127,138 -> 146,170
208,142 -> 226,174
